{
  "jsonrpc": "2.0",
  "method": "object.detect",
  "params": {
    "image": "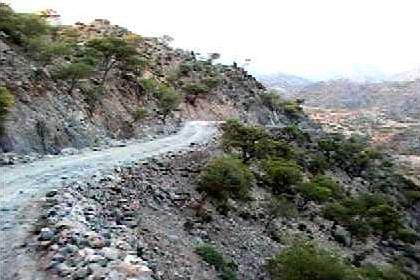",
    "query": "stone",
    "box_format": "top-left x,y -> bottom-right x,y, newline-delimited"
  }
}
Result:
73,267 -> 89,279
39,227 -> 55,241
333,226 -> 352,247
101,247 -> 120,260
